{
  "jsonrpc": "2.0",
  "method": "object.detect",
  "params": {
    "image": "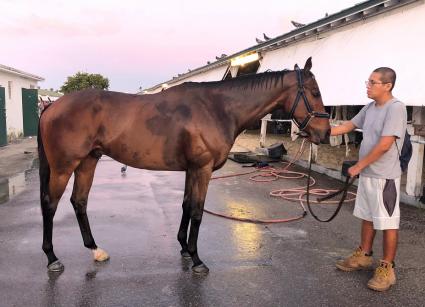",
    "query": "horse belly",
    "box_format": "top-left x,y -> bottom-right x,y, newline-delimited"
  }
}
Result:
105,140 -> 187,171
